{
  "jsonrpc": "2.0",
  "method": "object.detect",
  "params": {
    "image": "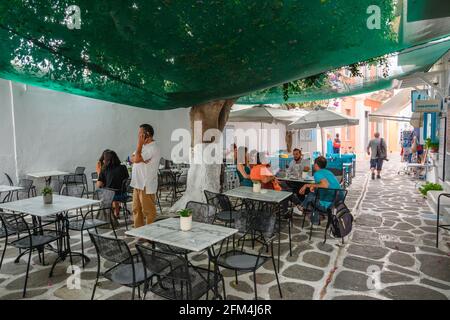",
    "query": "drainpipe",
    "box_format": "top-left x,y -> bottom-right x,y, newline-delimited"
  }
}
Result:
8,81 -> 19,183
